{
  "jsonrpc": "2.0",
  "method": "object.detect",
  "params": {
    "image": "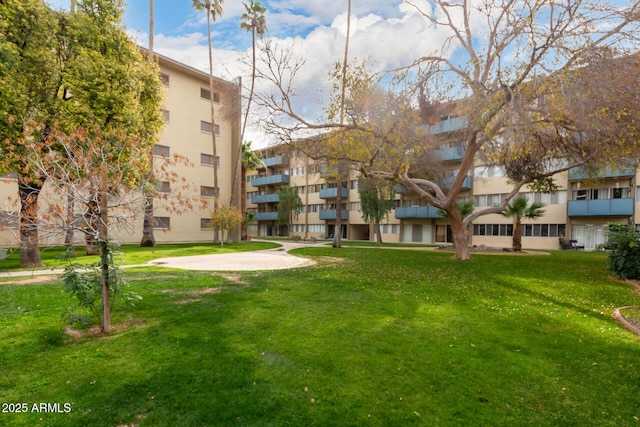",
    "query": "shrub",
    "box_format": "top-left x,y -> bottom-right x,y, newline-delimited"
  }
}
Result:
60,241 -> 140,326
604,224 -> 640,279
